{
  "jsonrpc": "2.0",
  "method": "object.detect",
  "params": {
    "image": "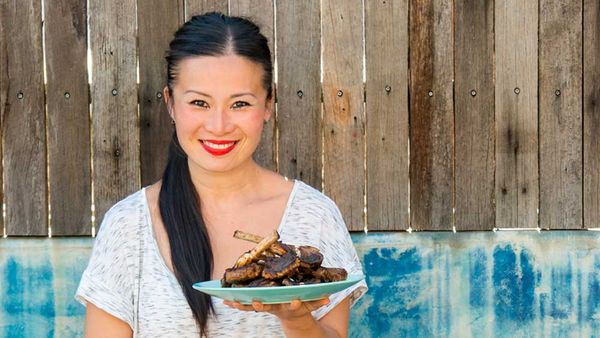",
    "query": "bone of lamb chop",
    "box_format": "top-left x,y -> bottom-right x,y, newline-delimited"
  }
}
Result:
233,230 -> 279,268
233,230 -> 295,256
